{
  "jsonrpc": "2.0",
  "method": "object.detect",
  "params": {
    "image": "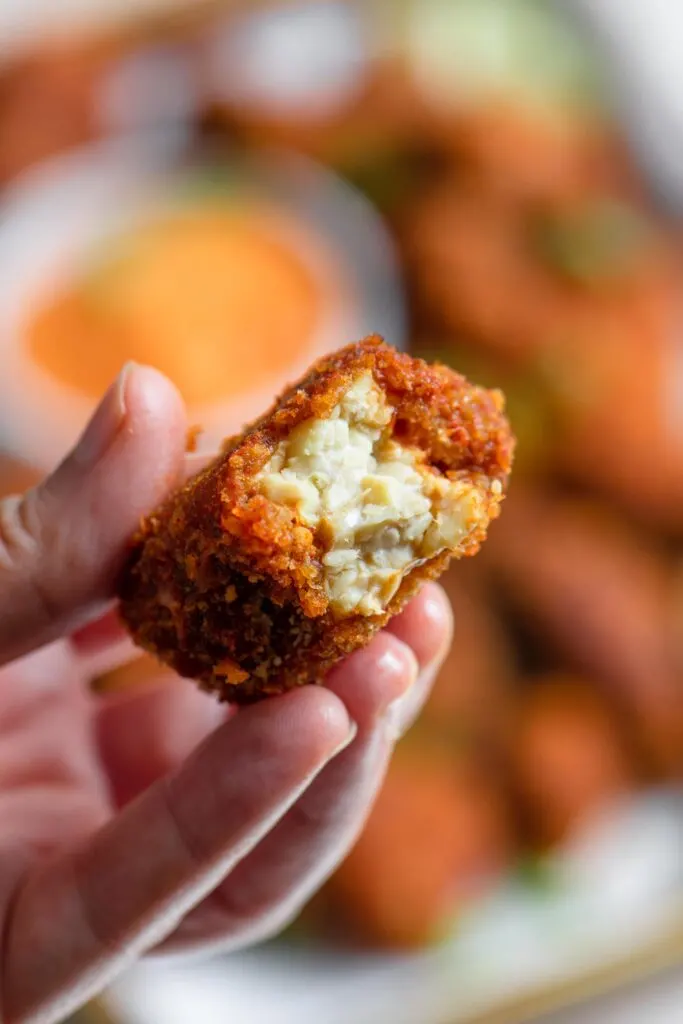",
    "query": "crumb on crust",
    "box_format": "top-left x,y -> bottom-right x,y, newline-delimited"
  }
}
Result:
185,424 -> 203,453
118,337 -> 514,702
